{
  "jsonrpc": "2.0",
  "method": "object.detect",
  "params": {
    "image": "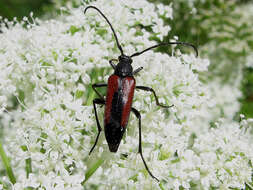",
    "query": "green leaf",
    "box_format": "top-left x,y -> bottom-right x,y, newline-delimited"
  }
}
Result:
171,157 -> 180,164
41,61 -> 52,67
68,25 -> 80,35
25,158 -> 32,178
128,174 -> 138,182
75,90 -> 84,99
159,182 -> 166,190
18,90 -> 26,110
82,158 -> 104,184
158,149 -> 171,161
0,142 -> 16,184
97,28 -> 107,36
21,145 -> 28,151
